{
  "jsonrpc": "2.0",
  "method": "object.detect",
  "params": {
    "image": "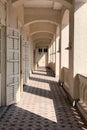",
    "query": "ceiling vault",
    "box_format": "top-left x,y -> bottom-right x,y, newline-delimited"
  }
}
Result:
12,0 -> 72,46
12,0 -> 72,8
